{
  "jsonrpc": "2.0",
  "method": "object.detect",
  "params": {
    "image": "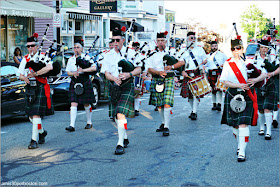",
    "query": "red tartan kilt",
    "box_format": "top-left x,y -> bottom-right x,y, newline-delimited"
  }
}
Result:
180,77 -> 193,98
